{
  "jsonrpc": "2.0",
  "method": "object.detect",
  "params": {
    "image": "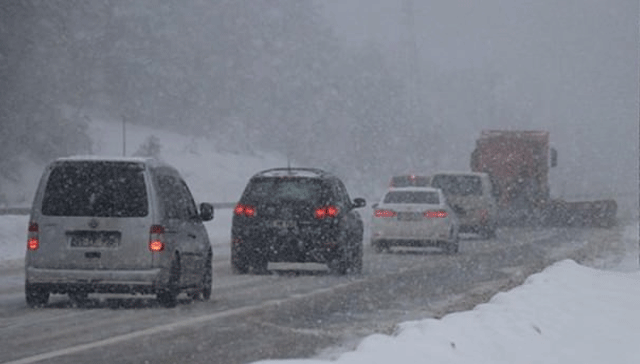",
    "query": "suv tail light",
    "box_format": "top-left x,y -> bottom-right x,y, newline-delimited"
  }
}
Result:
234,204 -> 256,217
424,210 -> 448,218
27,221 -> 39,251
315,205 -> 339,219
374,209 -> 397,218
149,225 -> 165,252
